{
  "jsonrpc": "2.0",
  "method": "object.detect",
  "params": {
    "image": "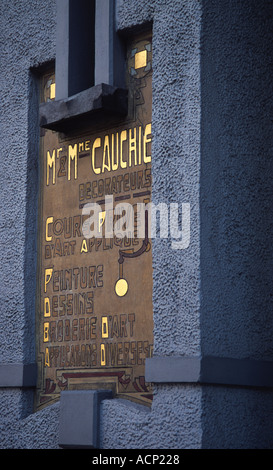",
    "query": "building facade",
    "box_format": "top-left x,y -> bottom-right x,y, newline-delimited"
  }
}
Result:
1,0 -> 273,449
